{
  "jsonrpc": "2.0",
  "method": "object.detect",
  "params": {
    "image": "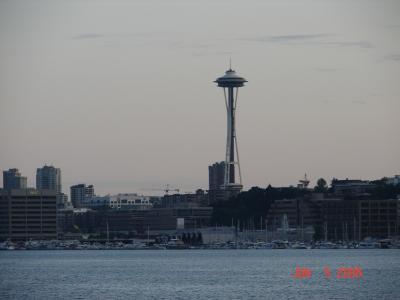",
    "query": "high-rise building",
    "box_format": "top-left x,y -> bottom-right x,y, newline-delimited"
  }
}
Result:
208,162 -> 226,203
0,189 -> 57,241
2,168 -> 27,191
36,165 -> 62,193
70,184 -> 94,208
